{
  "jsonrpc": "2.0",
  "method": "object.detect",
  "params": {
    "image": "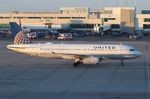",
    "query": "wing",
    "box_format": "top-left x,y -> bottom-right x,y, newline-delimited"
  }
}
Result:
51,51 -> 85,59
51,51 -> 100,60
